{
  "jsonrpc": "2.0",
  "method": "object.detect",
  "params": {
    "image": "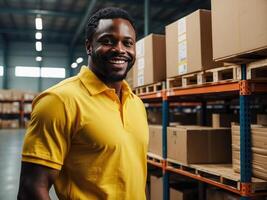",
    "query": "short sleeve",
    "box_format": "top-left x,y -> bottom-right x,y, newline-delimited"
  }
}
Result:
22,93 -> 72,170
